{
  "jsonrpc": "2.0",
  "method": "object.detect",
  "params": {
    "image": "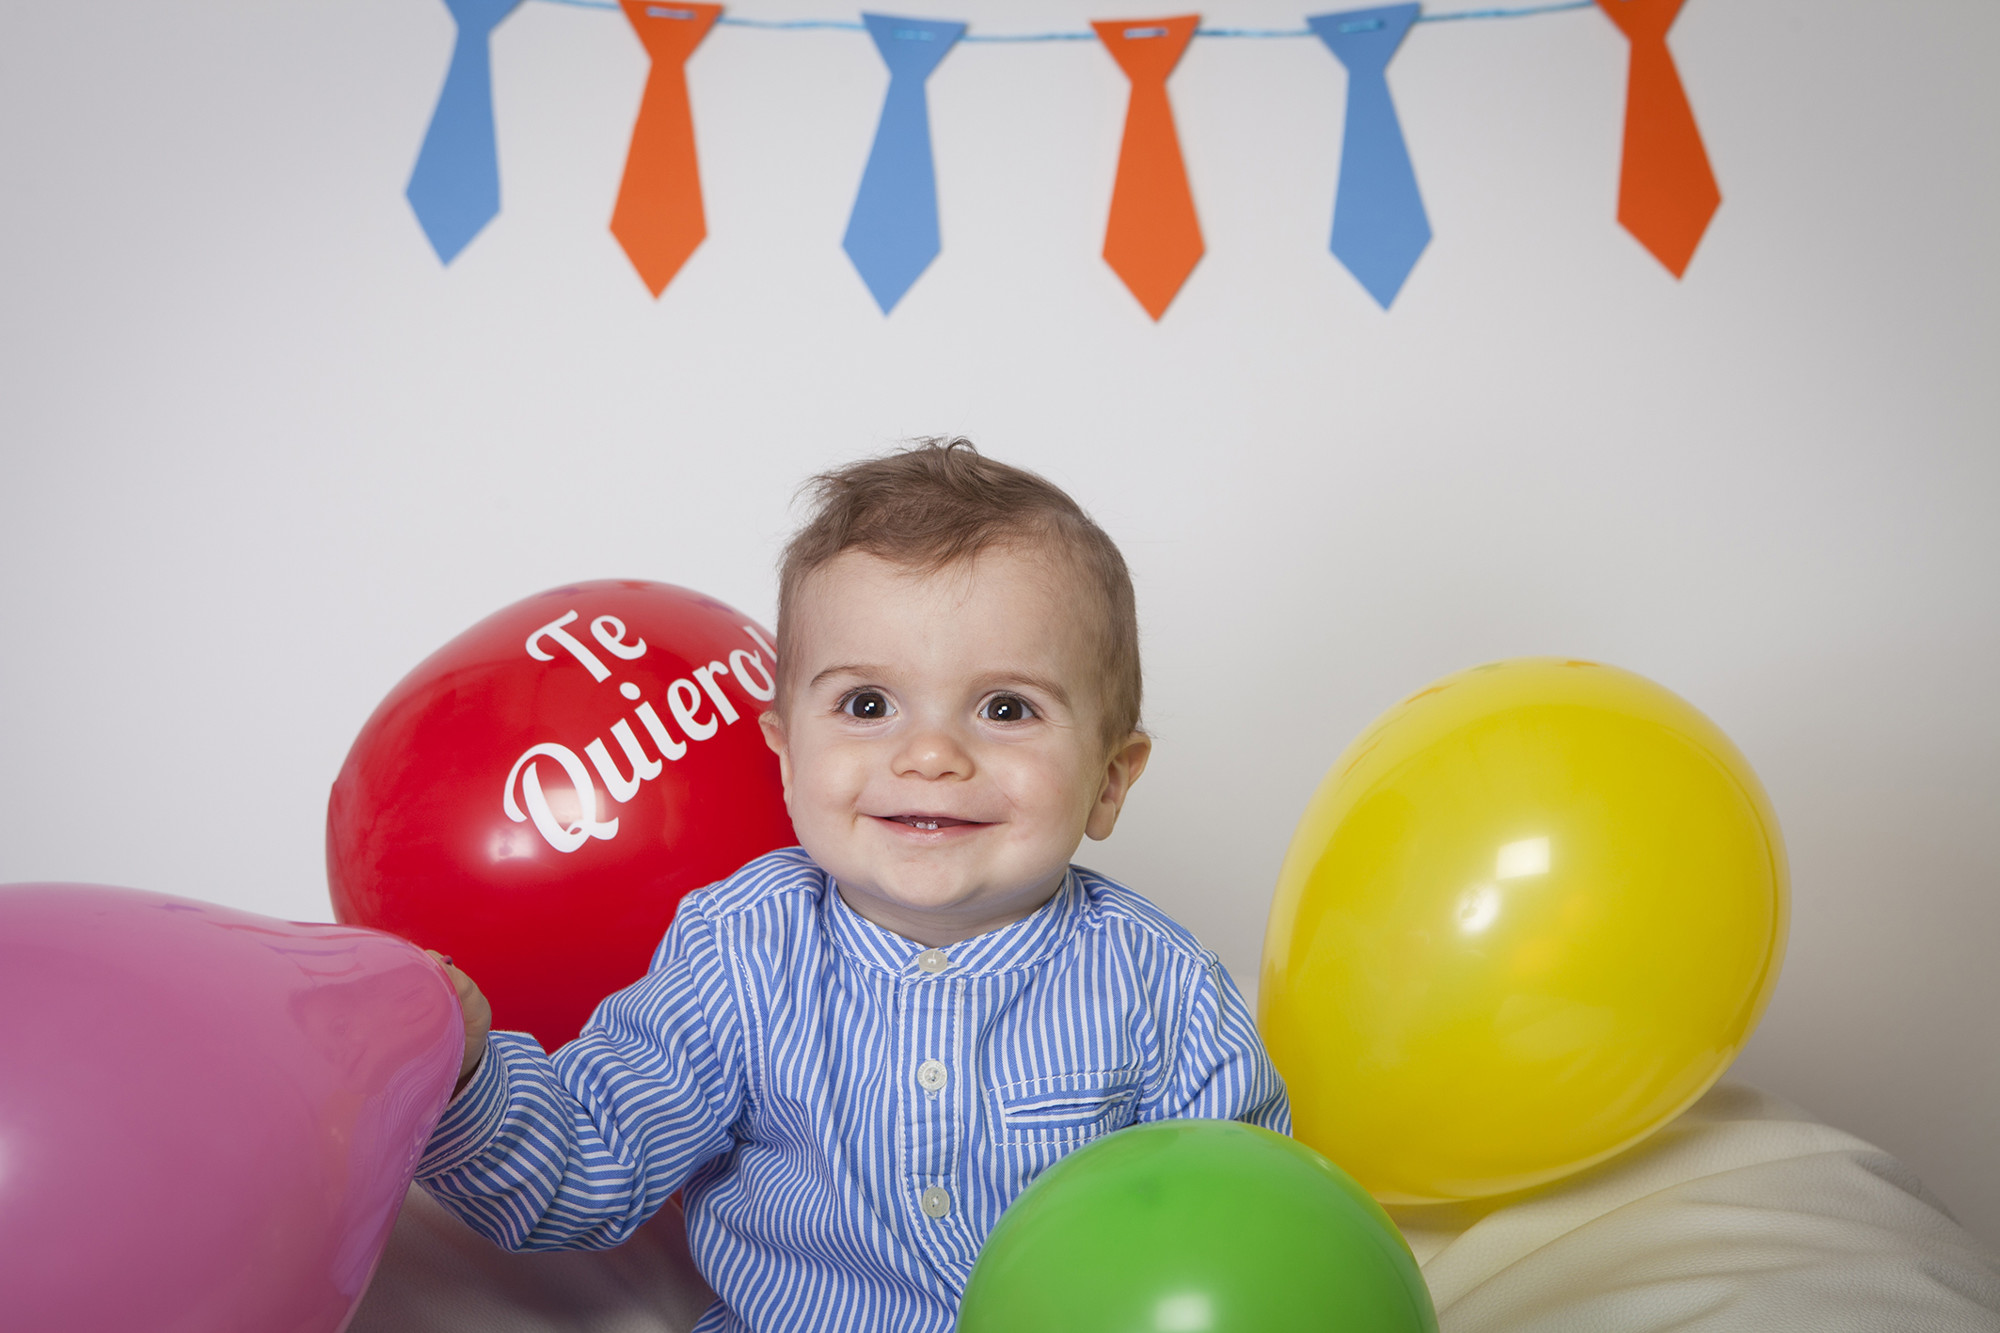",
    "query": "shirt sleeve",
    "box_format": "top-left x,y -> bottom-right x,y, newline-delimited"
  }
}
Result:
1144,951 -> 1291,1134
415,897 -> 748,1251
